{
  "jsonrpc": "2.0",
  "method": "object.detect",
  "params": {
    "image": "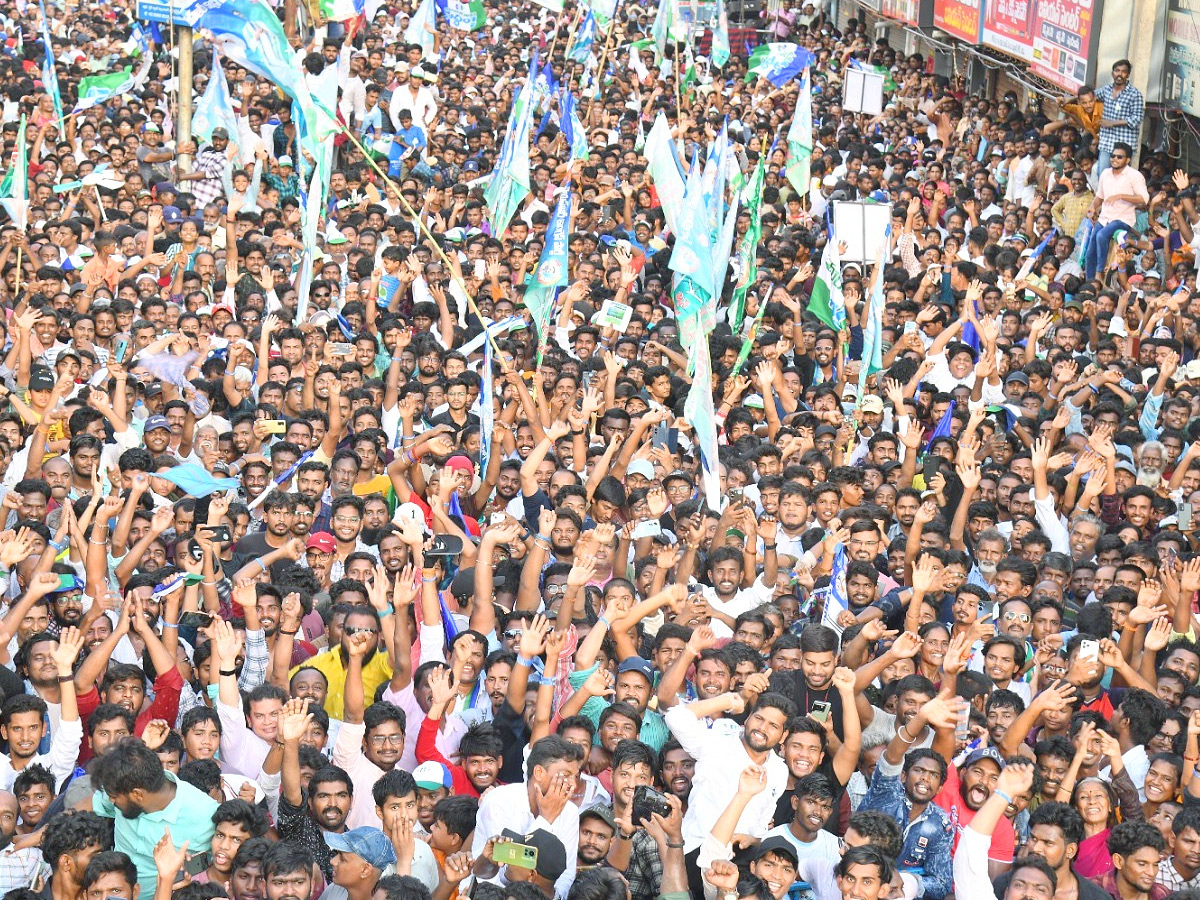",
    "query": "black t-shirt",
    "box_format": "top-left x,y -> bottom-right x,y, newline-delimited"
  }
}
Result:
772,755 -> 851,835
767,671 -> 847,740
